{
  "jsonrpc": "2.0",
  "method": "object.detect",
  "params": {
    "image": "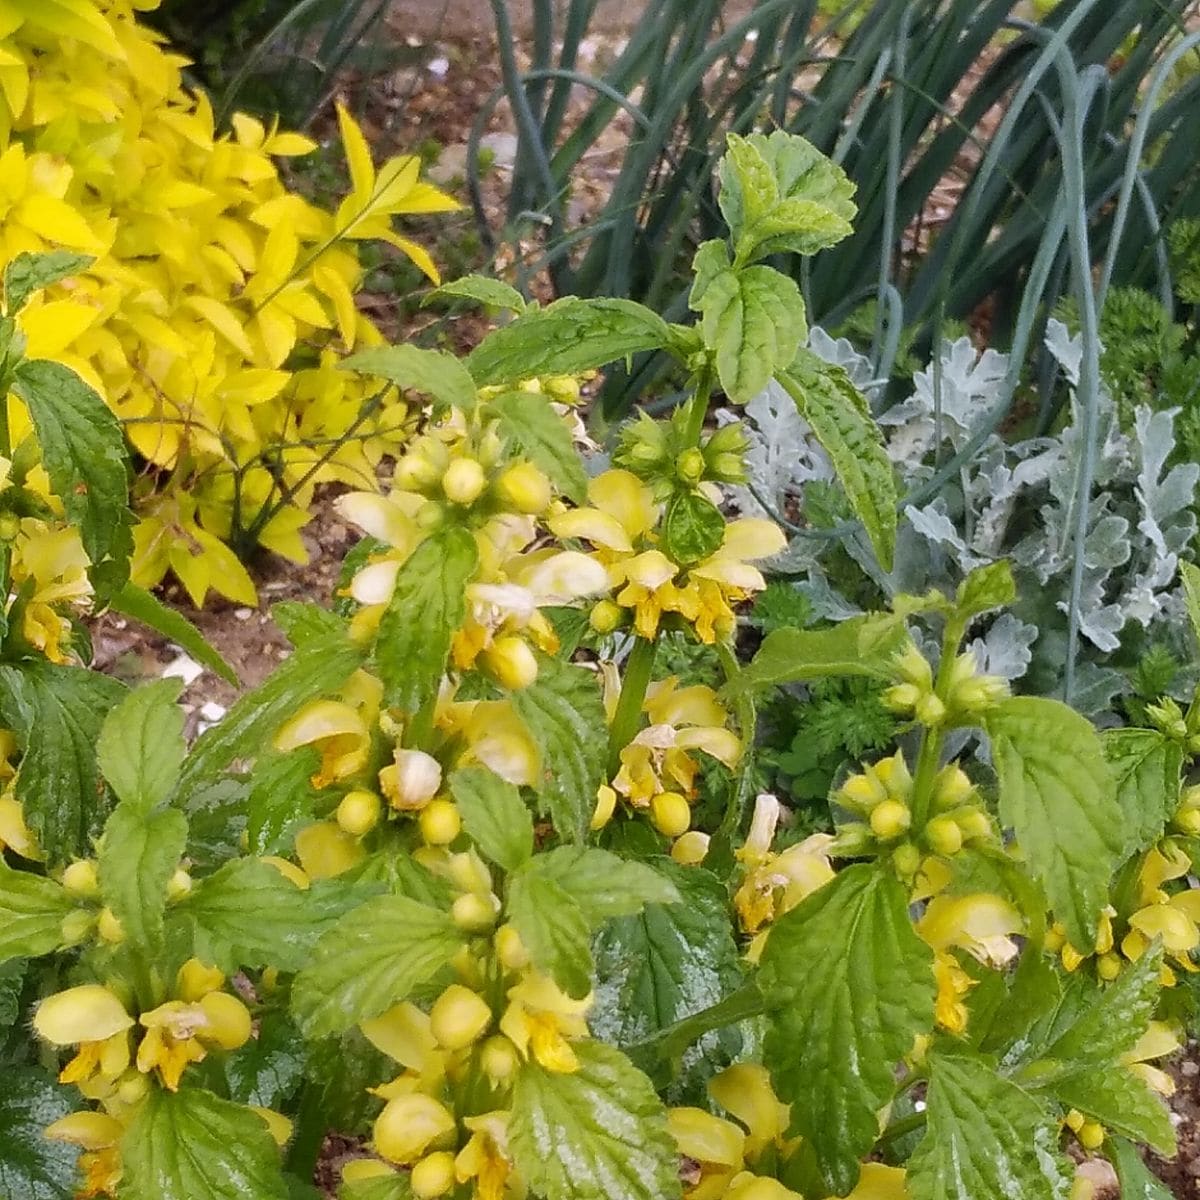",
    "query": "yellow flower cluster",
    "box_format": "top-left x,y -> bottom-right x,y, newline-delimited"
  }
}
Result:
552,469 -> 784,644
0,0 -> 457,604
345,853 -> 593,1199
